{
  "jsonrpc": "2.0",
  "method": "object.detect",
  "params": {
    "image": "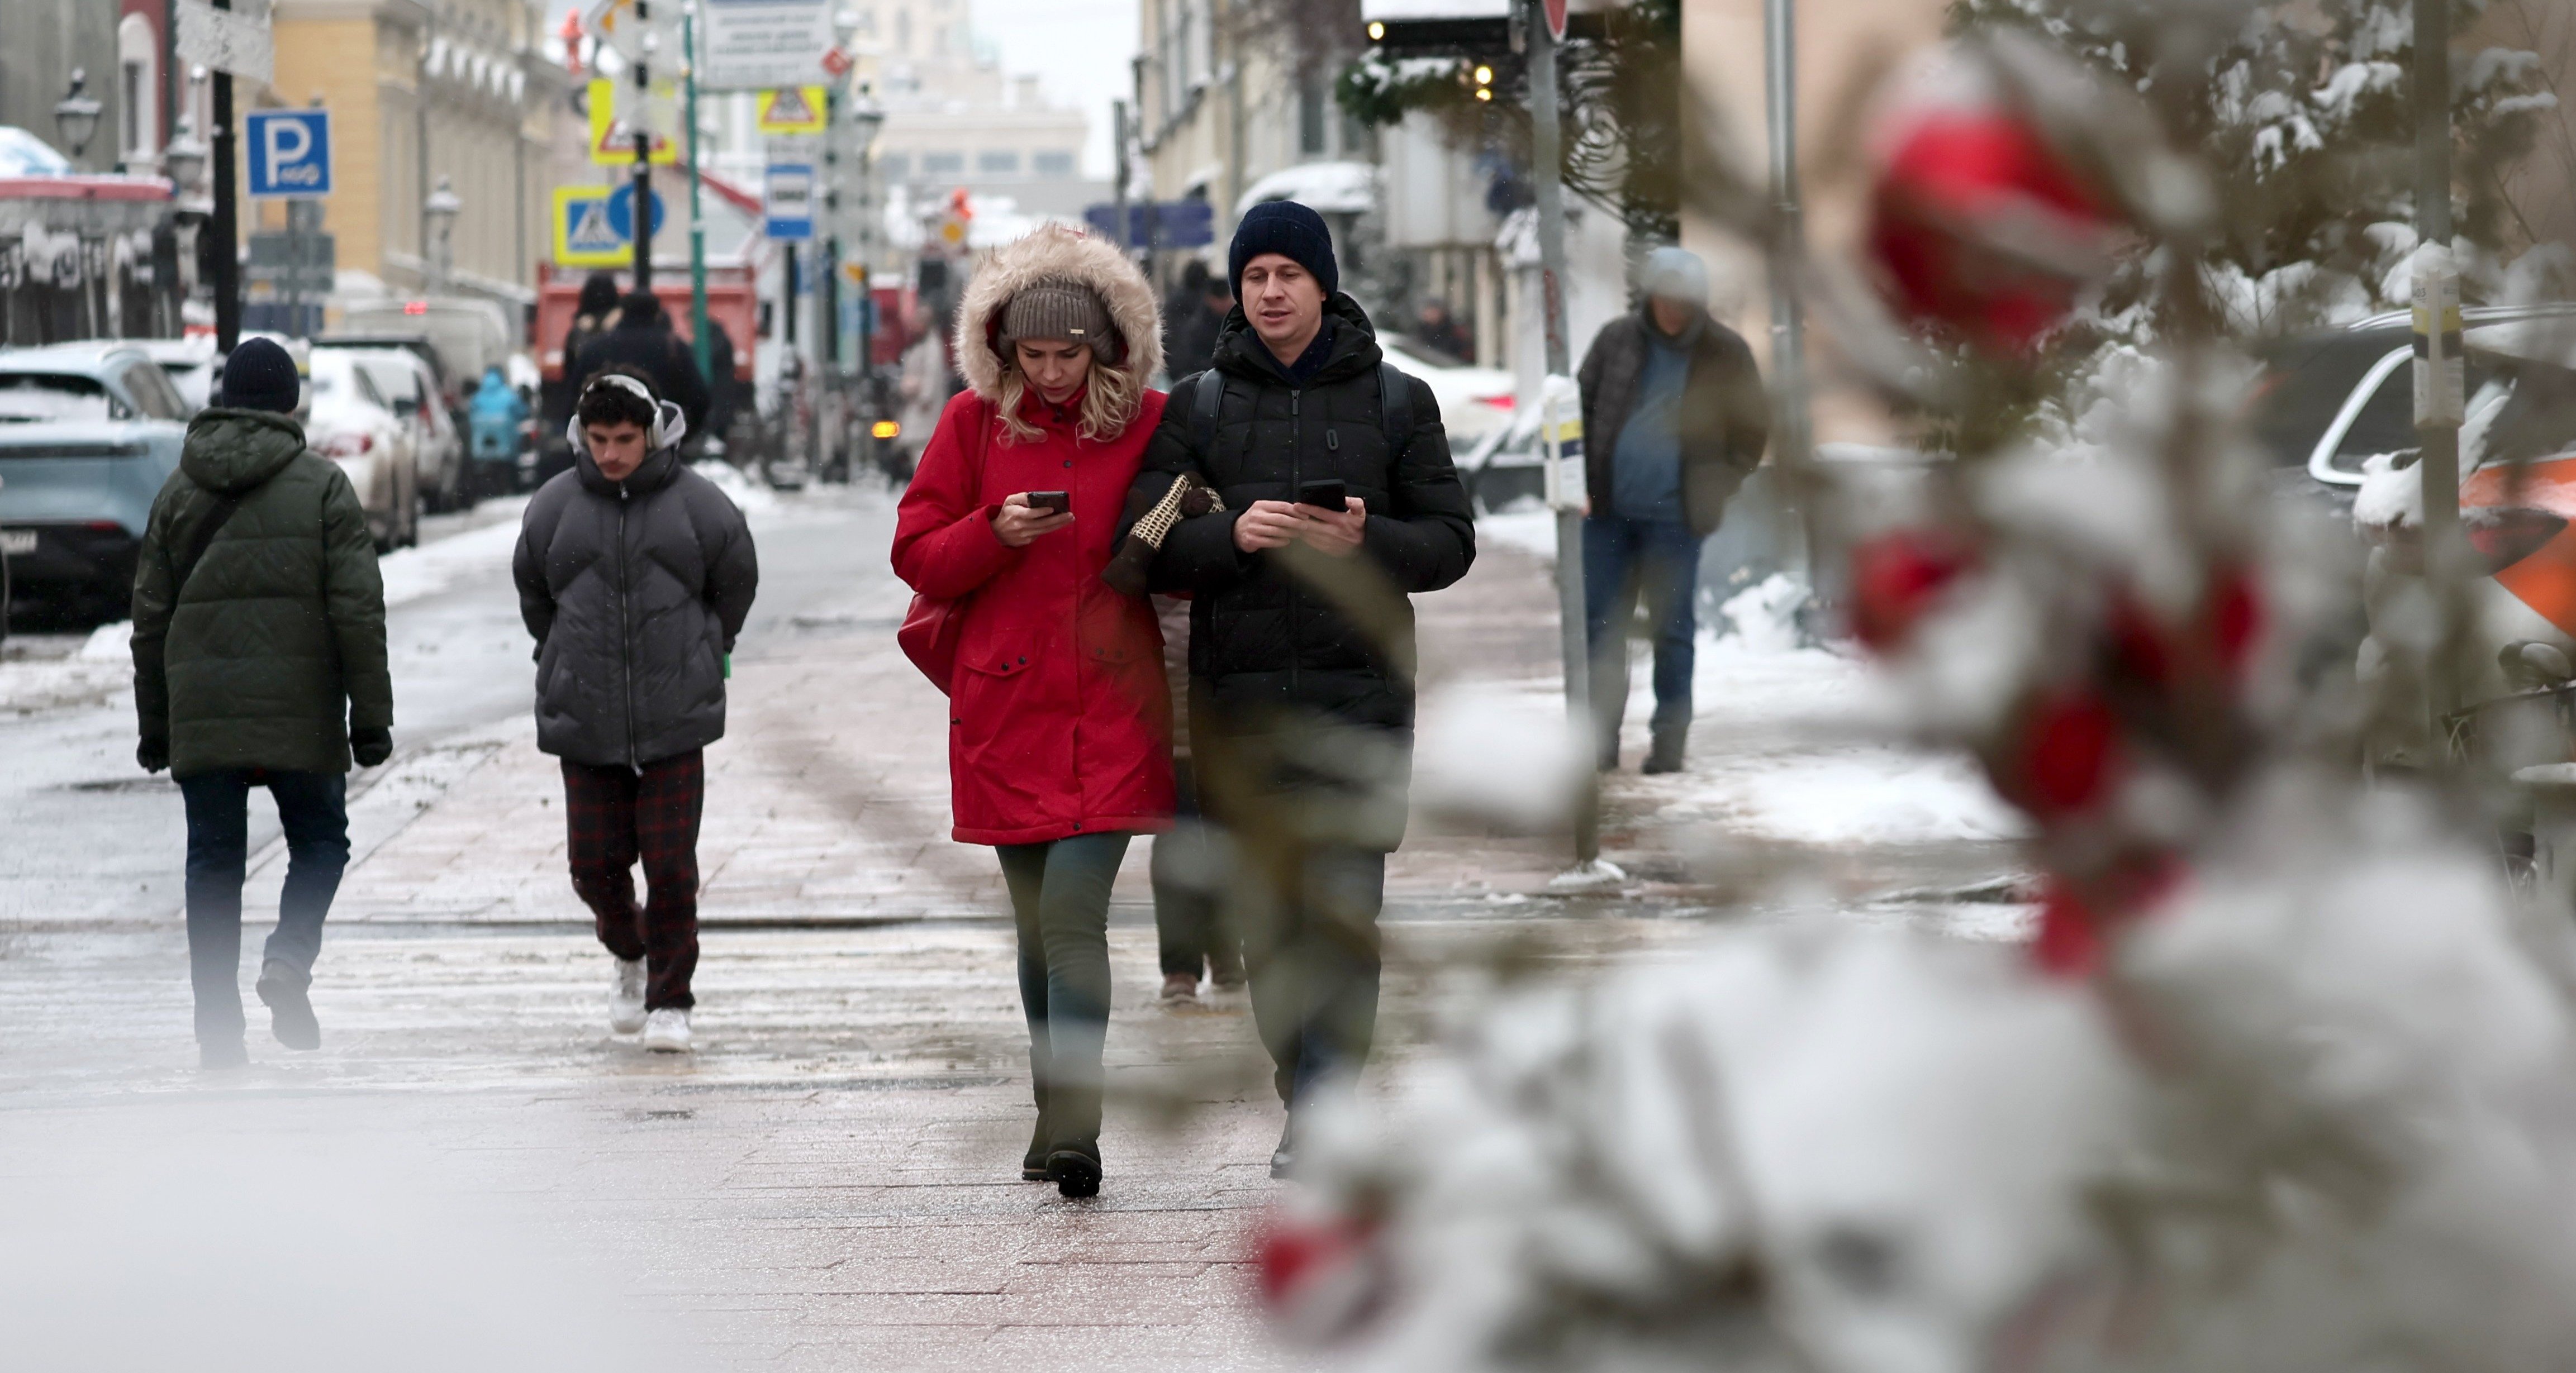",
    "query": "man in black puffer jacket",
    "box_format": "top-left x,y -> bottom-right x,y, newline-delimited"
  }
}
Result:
515,368 -> 757,1055
1122,201 -> 1475,1177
